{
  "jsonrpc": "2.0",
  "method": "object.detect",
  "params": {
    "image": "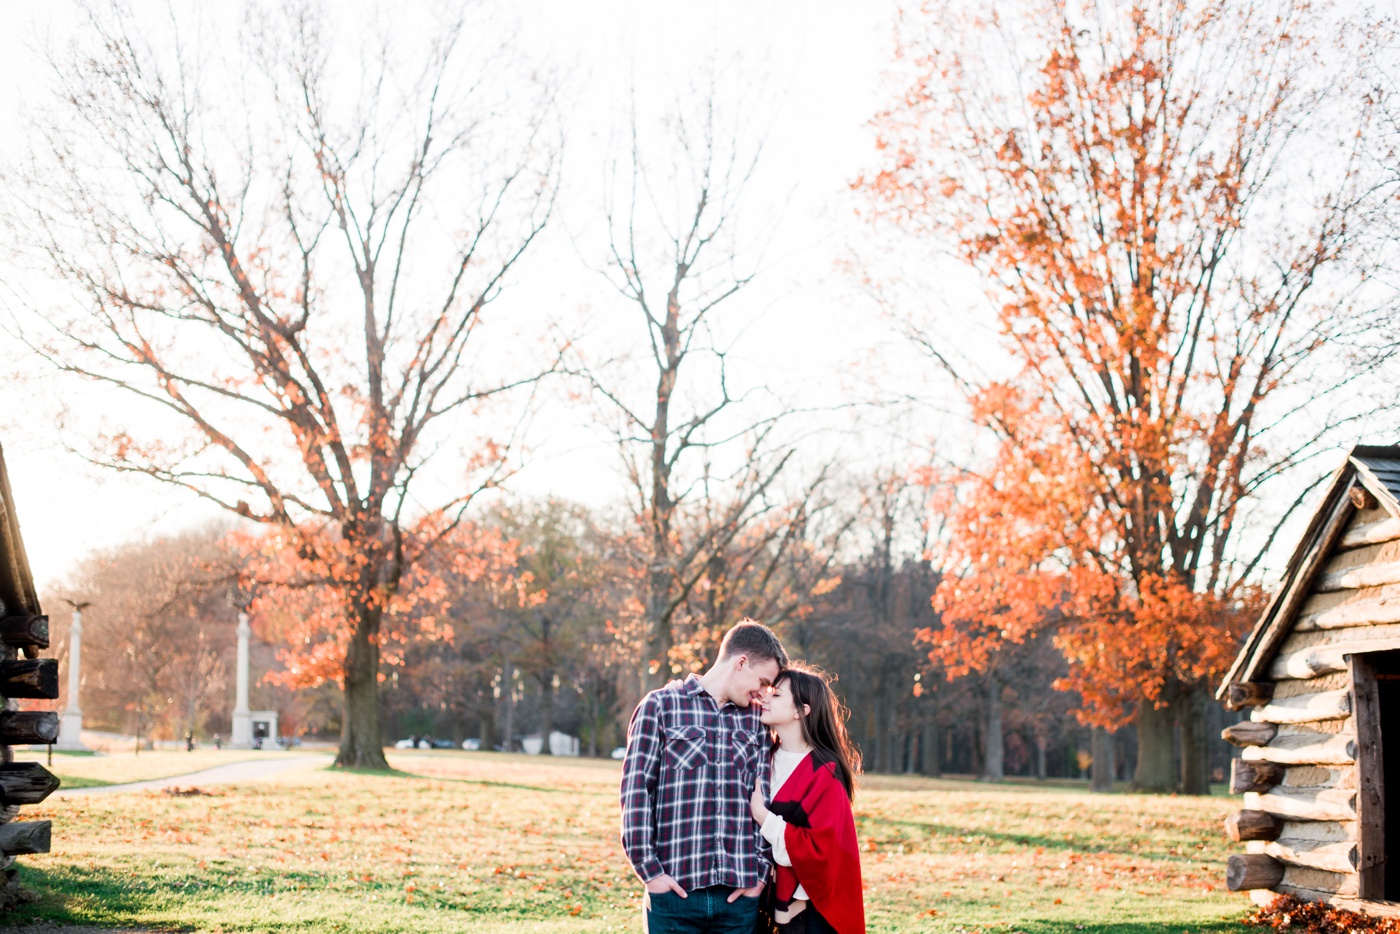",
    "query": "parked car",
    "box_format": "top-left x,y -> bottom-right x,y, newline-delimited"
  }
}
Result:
461,738 -> 481,750
610,746 -> 627,760
394,735 -> 453,749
